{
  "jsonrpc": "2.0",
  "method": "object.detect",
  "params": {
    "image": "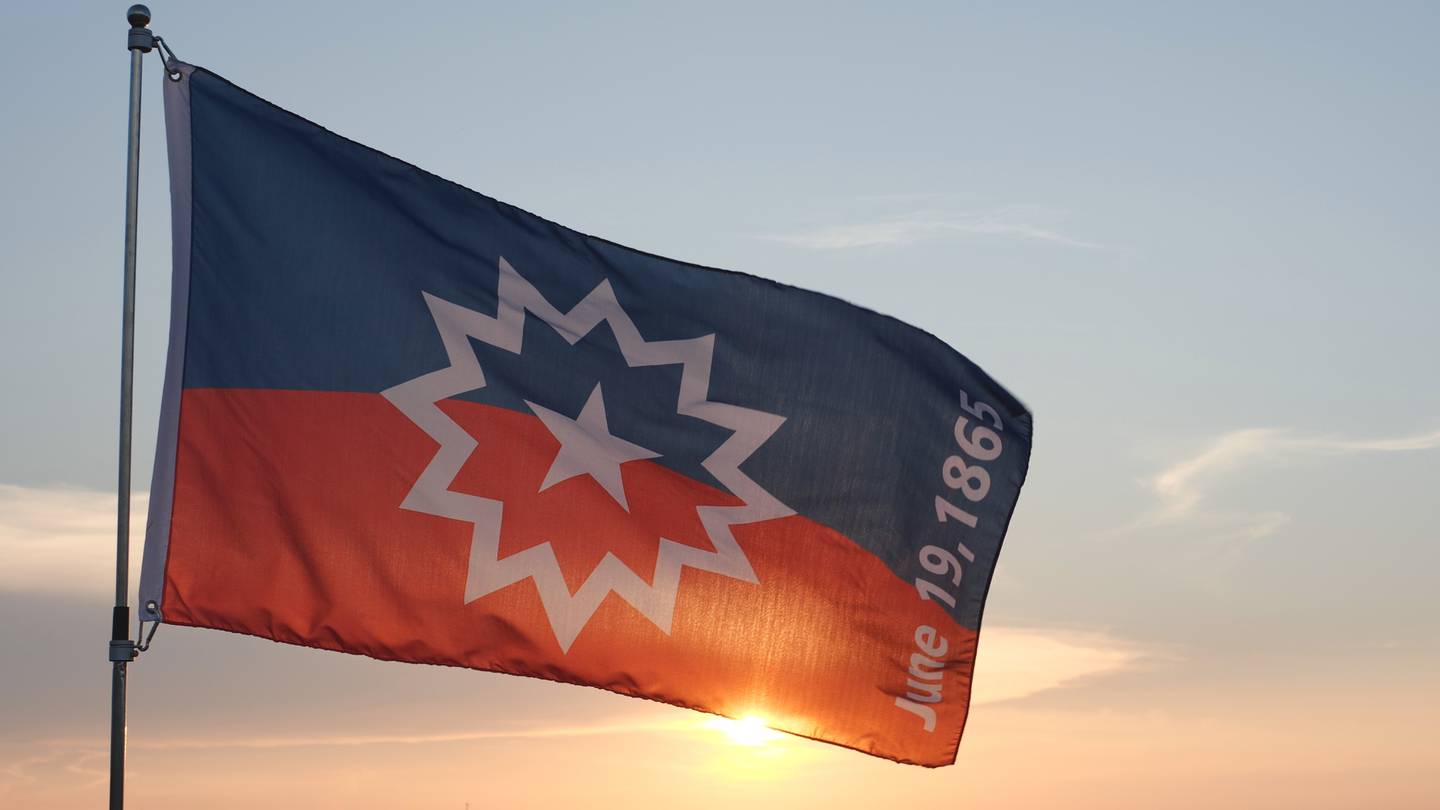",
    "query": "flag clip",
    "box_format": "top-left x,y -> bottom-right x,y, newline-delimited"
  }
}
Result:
154,35 -> 183,81
135,603 -> 161,654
